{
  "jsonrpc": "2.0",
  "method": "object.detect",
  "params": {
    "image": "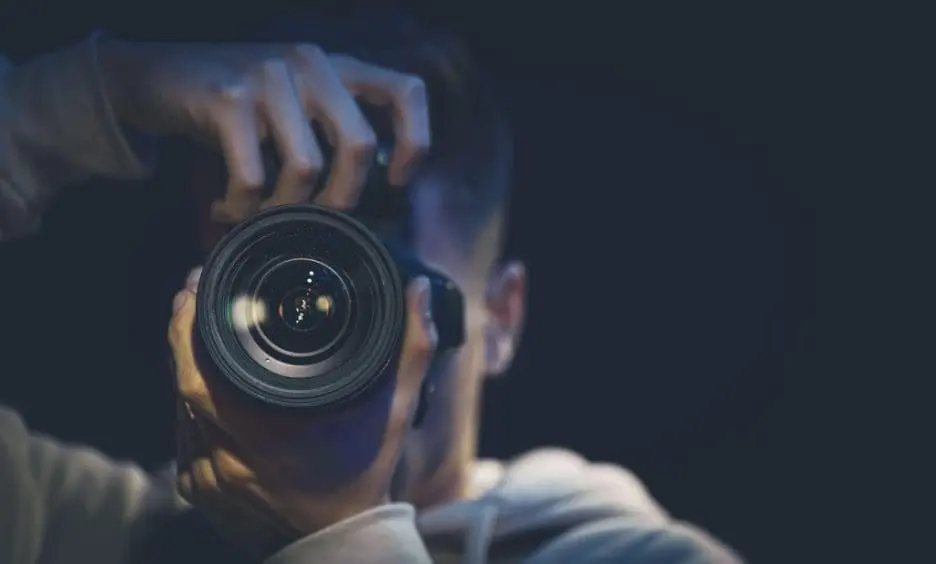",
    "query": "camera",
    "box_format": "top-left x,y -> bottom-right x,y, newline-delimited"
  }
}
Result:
195,137 -> 466,411
196,203 -> 465,410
